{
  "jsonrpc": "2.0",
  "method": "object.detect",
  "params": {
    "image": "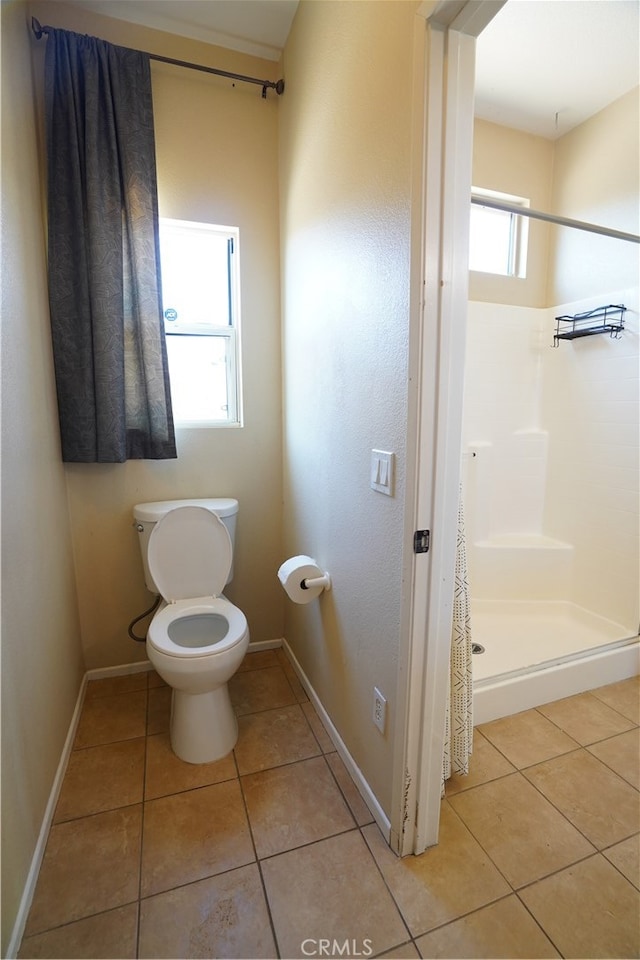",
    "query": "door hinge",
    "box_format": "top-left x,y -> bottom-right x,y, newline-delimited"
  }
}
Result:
413,529 -> 430,554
